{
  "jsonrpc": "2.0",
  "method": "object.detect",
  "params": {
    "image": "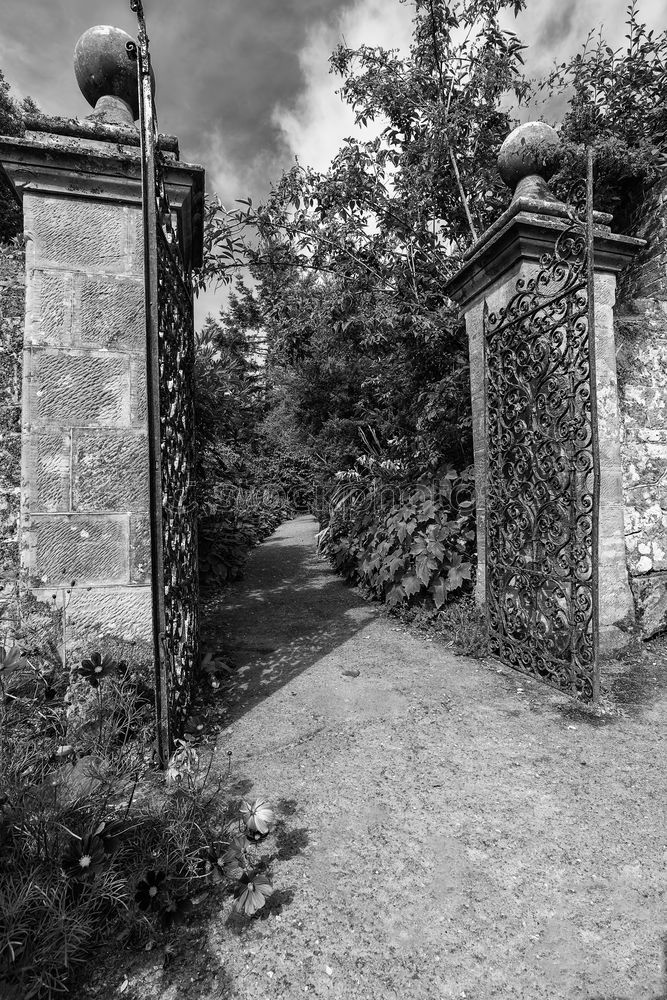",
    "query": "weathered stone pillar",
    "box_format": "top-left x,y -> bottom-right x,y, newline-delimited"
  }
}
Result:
445,123 -> 643,652
0,26 -> 203,660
